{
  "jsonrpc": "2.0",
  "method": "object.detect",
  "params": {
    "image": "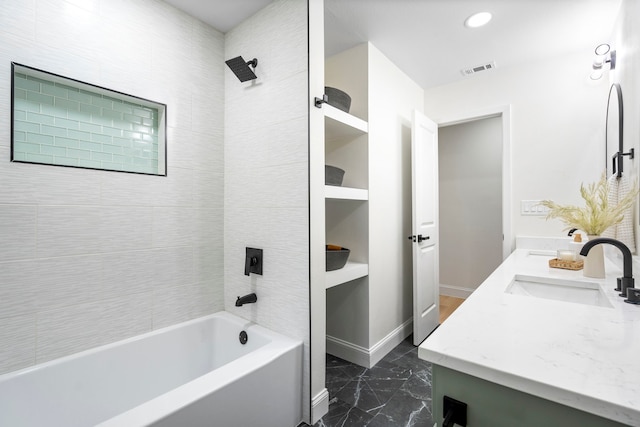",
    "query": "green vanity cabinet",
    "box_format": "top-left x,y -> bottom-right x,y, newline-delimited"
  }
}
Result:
432,365 -> 628,427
